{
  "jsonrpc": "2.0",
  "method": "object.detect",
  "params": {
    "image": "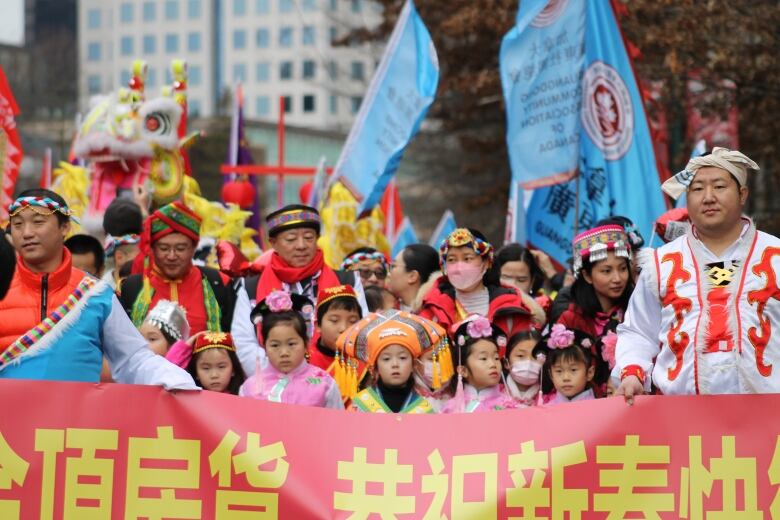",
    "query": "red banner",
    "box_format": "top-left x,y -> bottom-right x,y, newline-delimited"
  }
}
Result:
1,379 -> 779,518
